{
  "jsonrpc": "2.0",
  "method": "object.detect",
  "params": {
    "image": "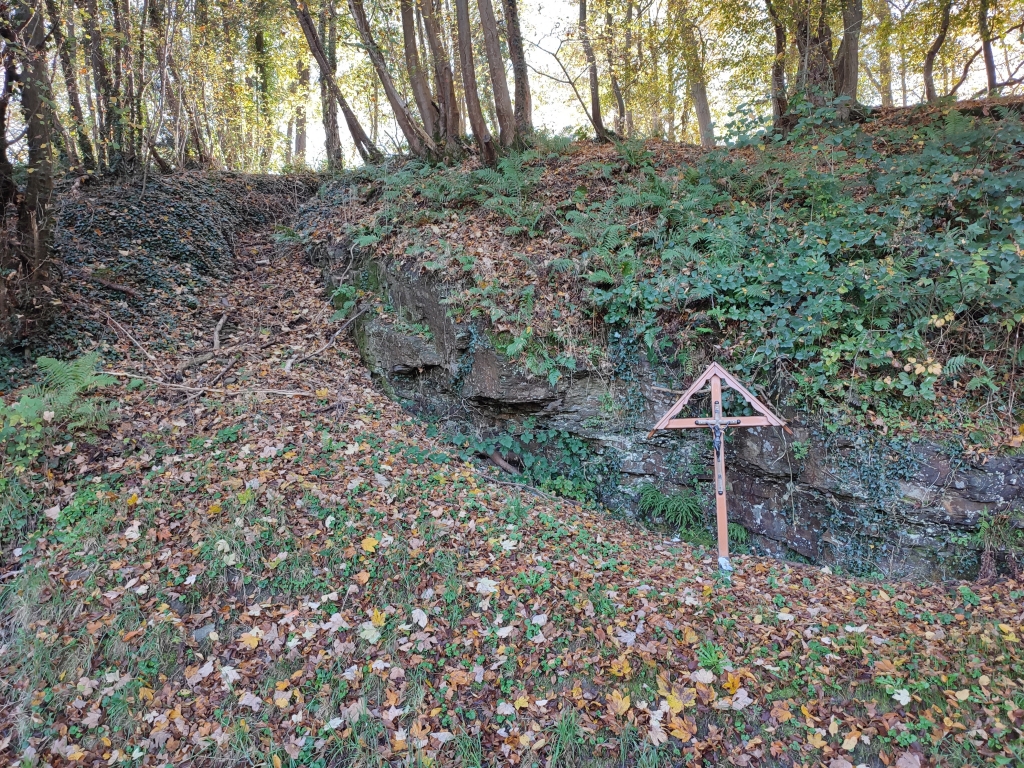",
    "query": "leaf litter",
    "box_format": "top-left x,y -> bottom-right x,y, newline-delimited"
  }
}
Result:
0,187 -> 1022,767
